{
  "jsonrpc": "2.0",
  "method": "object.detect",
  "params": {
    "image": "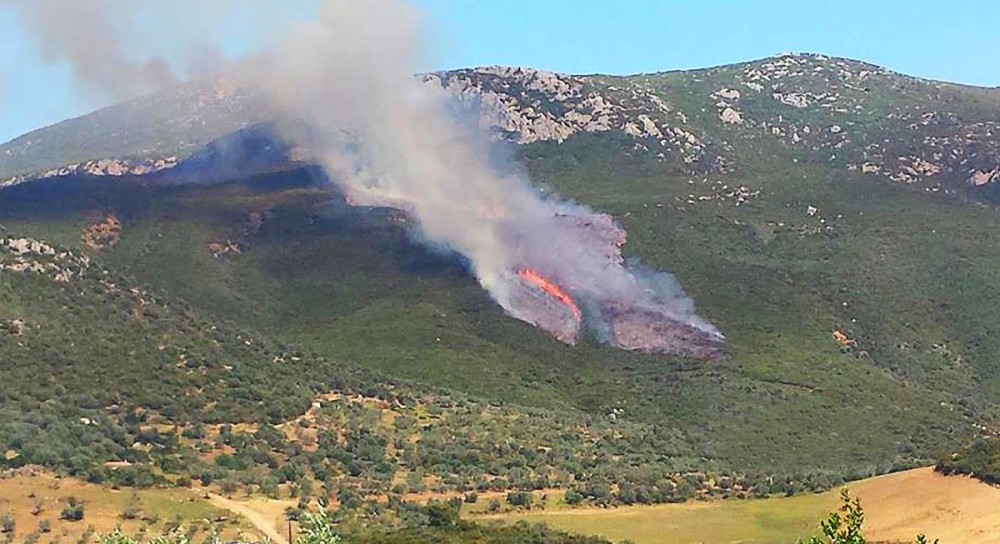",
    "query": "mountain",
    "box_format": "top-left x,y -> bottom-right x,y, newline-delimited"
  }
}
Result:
4,54 -> 1000,199
2,54 -> 1000,503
